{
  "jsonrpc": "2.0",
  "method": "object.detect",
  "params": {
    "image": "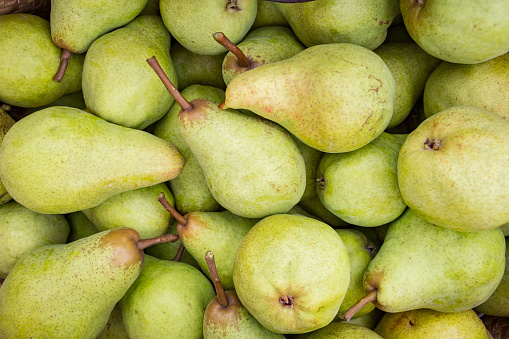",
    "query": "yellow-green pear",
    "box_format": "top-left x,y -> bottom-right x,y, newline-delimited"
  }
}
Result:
0,108 -> 15,206
66,211 -> 99,243
307,323 -> 382,338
